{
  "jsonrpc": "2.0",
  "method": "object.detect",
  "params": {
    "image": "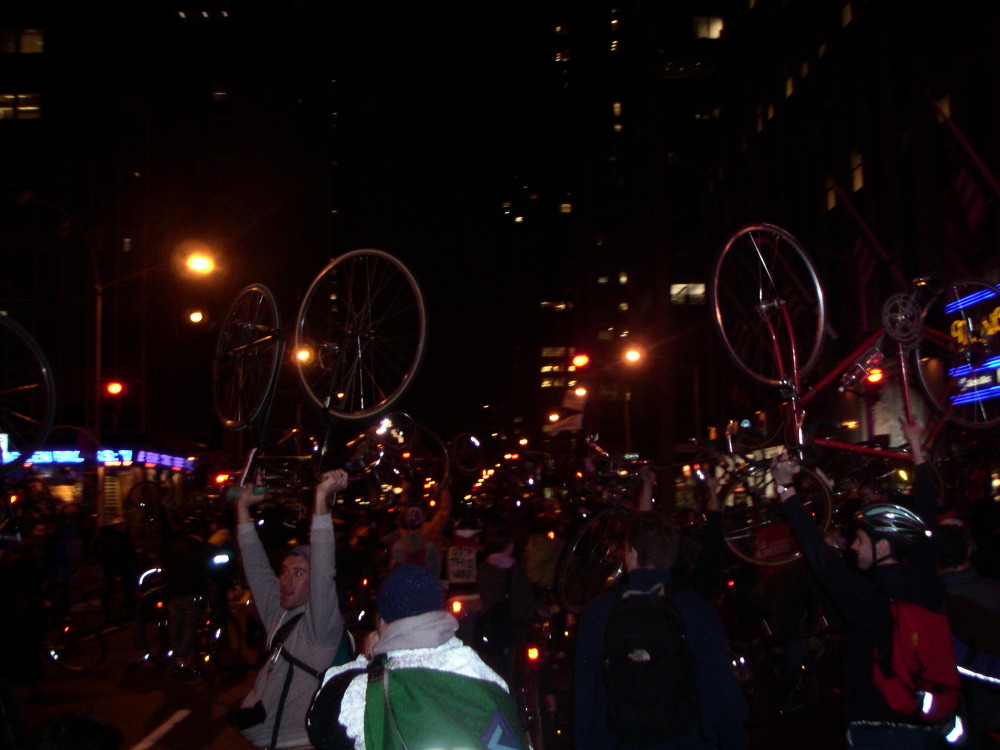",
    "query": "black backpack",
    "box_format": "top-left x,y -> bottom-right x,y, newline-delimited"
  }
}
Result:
601,582 -> 699,745
472,567 -> 515,657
